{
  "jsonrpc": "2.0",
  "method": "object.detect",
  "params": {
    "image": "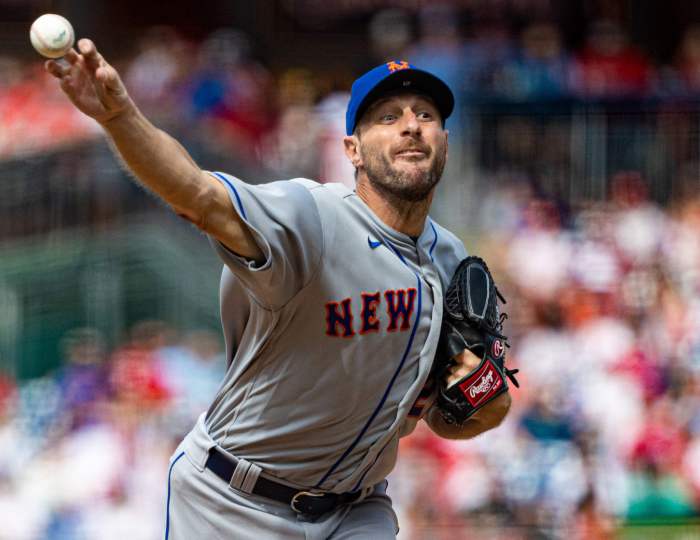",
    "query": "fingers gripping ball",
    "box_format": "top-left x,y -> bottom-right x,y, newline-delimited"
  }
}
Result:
434,256 -> 520,425
30,14 -> 75,58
